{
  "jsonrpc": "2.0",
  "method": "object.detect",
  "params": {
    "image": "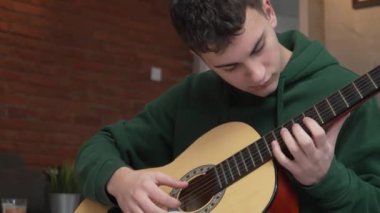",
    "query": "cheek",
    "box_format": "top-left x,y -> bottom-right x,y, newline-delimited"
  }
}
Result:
263,44 -> 275,62
260,34 -> 282,70
260,46 -> 279,72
